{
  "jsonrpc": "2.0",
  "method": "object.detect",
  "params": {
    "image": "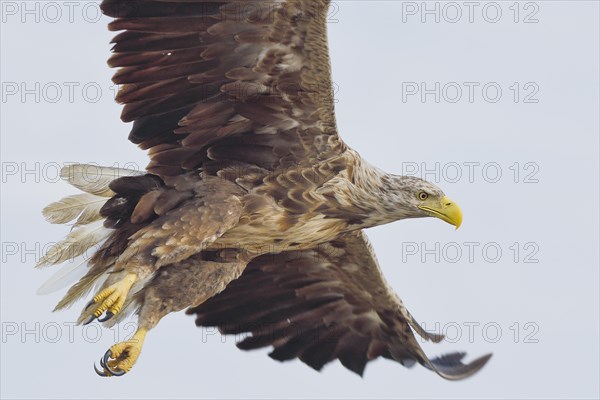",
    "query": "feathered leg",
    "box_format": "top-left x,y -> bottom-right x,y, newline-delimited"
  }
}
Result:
77,255 -> 156,325
94,252 -> 247,377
